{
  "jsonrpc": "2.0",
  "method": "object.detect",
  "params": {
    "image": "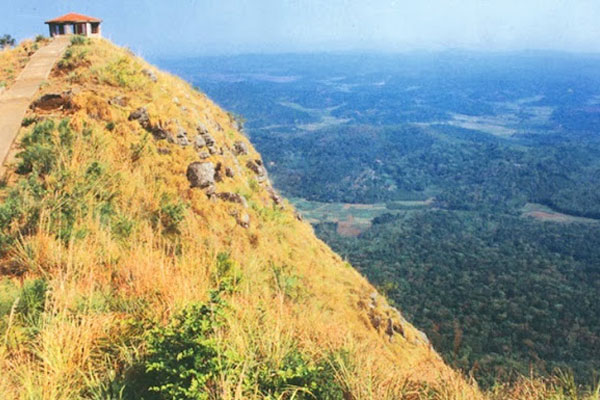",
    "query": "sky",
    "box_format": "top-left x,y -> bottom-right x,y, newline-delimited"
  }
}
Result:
3,0 -> 600,57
